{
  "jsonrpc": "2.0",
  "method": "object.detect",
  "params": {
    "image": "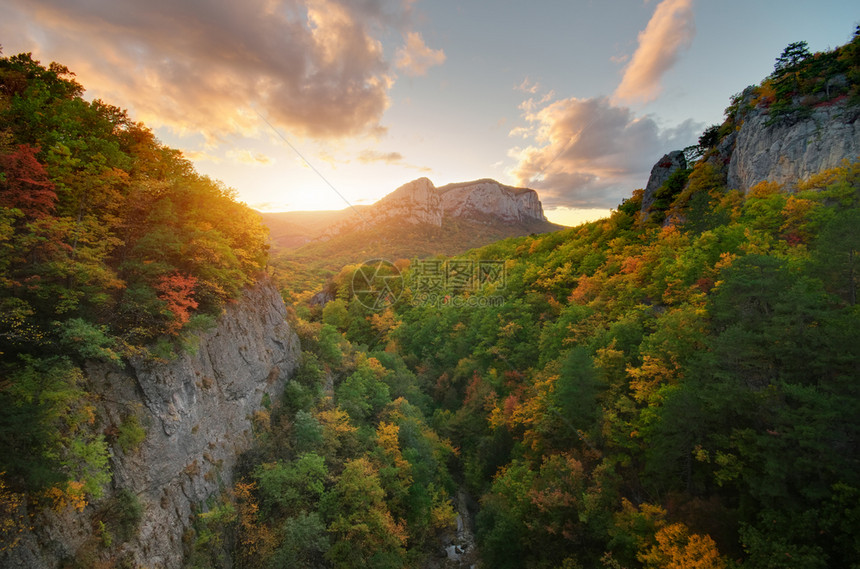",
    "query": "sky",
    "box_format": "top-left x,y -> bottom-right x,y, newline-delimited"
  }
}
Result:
0,1 -> 857,226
